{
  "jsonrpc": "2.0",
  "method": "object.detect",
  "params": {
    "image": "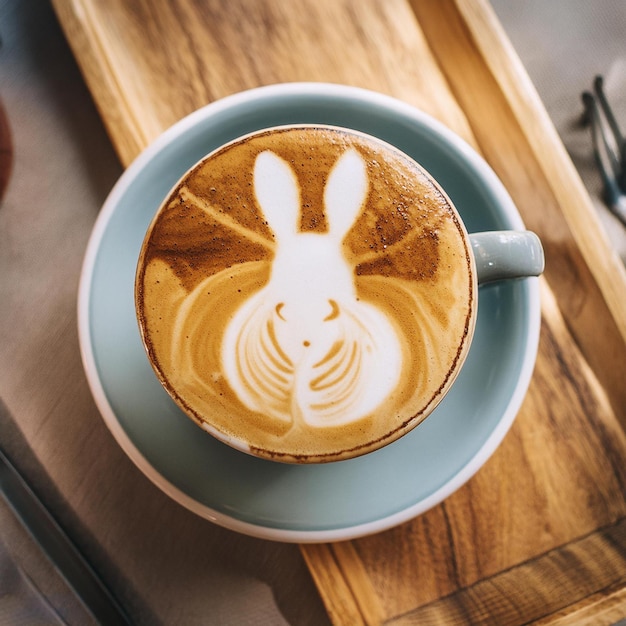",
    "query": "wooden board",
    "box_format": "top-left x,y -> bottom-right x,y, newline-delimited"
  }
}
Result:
50,0 -> 626,624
